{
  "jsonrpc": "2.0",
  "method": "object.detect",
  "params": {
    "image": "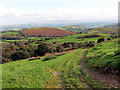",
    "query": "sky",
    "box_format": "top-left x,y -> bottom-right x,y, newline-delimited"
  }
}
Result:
0,0 -> 119,26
